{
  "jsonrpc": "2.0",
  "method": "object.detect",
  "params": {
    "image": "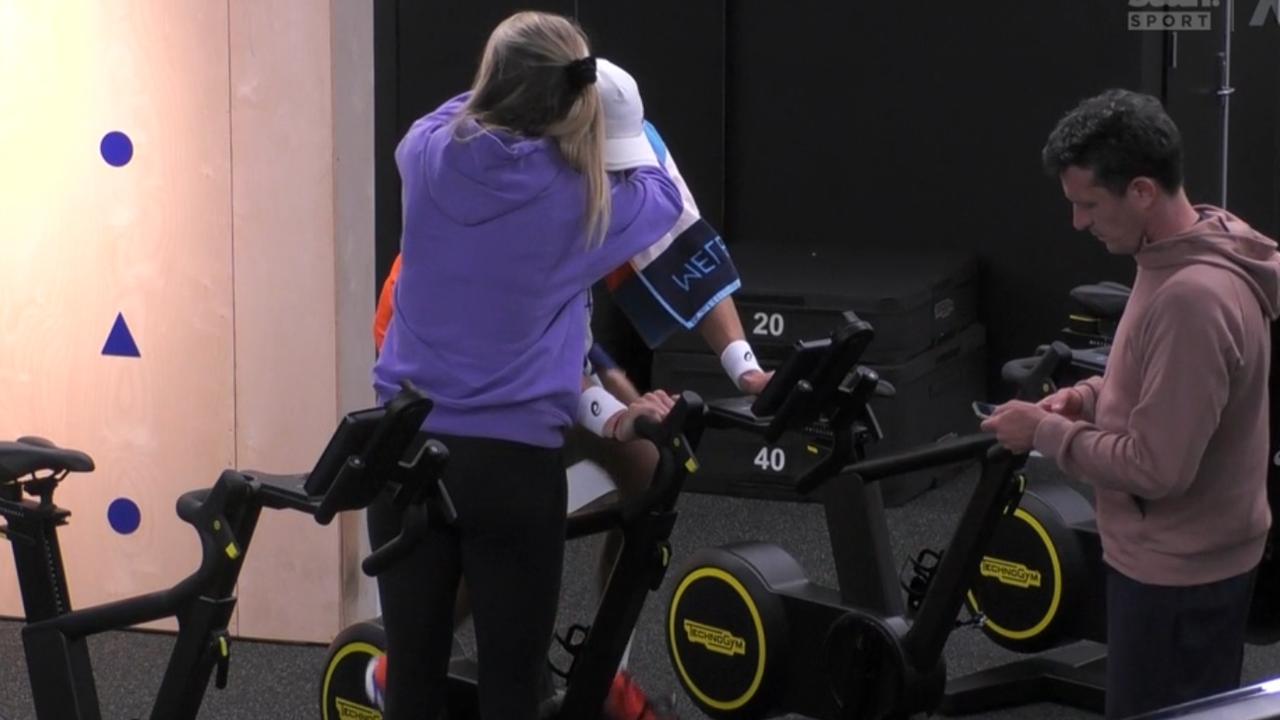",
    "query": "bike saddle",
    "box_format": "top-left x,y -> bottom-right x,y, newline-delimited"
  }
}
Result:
1070,282 -> 1130,320
0,438 -> 95,483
